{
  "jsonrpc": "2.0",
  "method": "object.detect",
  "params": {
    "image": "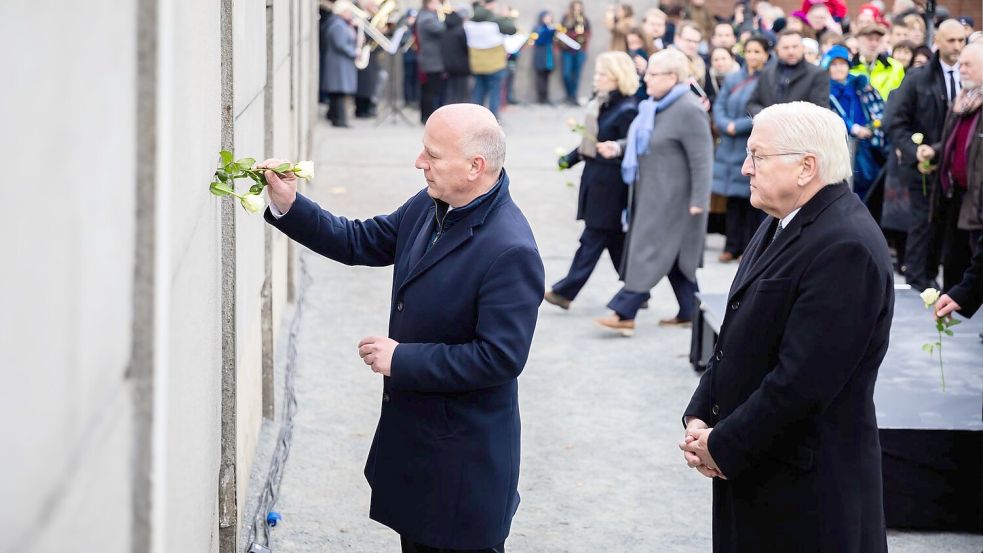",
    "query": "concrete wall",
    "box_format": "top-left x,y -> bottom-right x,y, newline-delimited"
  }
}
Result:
0,0 -> 317,551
